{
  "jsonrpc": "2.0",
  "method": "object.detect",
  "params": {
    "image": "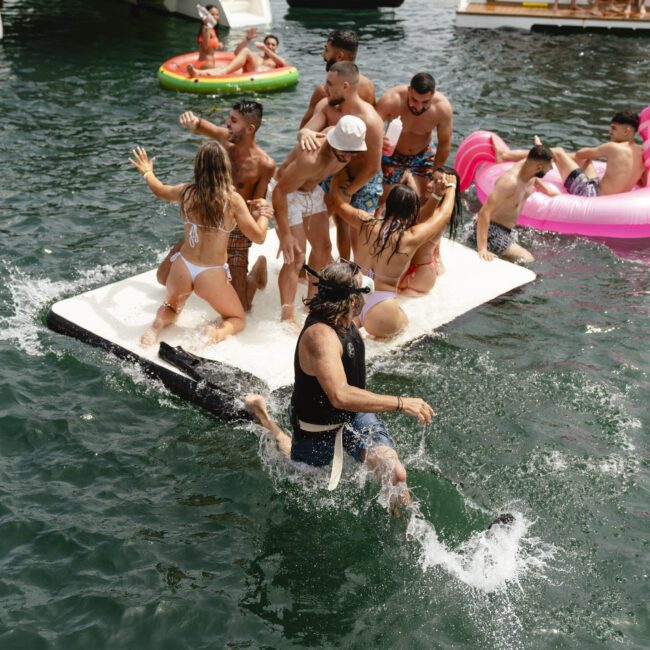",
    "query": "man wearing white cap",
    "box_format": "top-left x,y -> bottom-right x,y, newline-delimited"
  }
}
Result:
269,115 -> 367,325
